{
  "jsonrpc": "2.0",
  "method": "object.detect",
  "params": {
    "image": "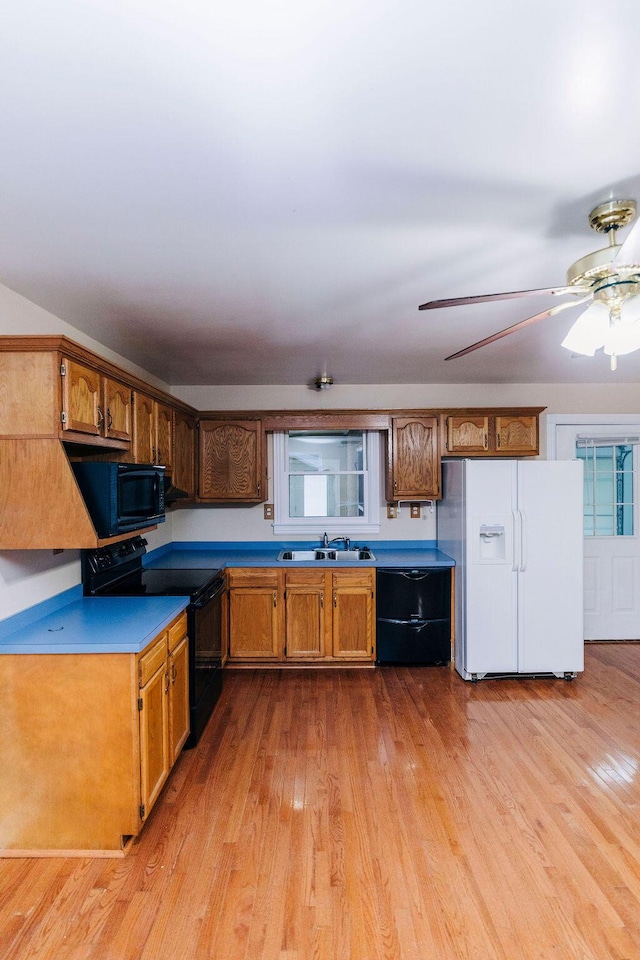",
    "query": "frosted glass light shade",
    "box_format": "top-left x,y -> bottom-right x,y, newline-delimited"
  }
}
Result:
604,318 -> 640,356
561,301 -> 609,356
